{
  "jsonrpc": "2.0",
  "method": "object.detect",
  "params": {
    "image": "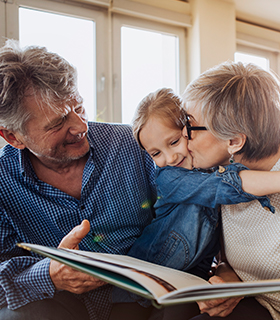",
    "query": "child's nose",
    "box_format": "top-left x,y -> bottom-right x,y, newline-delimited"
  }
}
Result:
166,153 -> 177,165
